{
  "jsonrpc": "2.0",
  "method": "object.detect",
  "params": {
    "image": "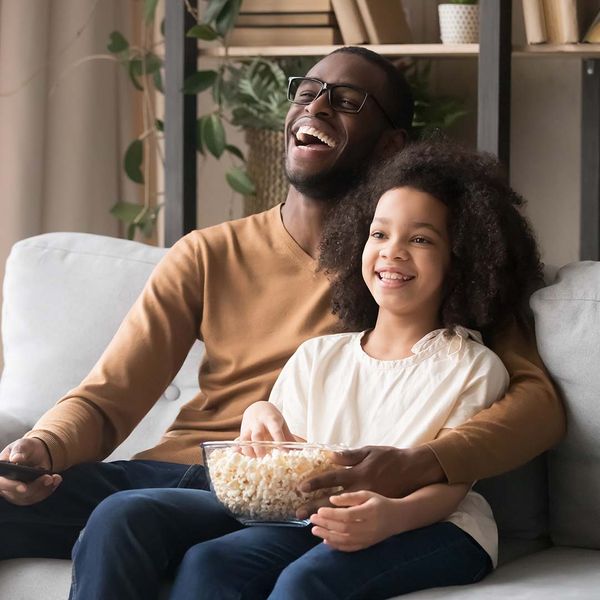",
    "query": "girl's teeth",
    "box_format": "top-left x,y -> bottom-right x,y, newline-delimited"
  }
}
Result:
379,272 -> 412,281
